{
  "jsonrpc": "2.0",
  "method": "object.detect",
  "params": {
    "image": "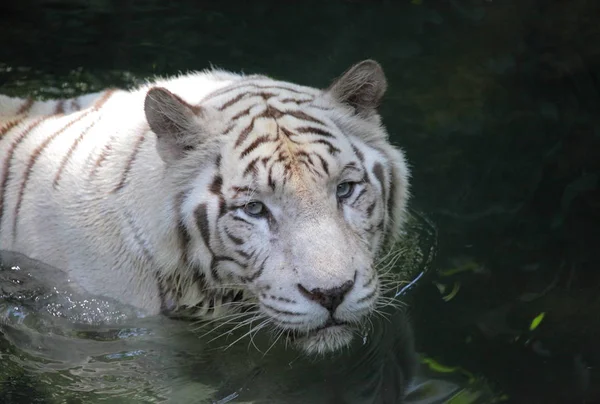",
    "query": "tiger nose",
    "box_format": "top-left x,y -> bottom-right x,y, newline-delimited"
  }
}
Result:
297,280 -> 354,313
